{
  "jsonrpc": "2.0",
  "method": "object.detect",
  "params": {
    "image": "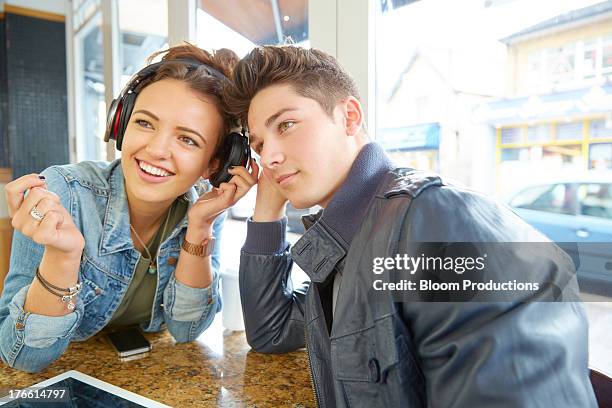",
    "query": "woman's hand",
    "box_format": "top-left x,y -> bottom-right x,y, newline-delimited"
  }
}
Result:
186,159 -> 259,240
5,174 -> 85,257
